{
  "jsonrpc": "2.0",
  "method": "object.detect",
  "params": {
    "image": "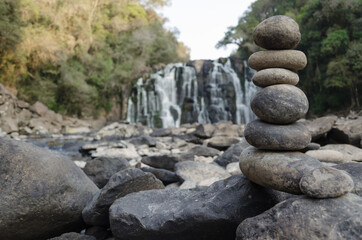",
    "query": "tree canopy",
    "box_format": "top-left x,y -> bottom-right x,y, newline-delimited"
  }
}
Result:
218,0 -> 362,115
0,0 -> 189,117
